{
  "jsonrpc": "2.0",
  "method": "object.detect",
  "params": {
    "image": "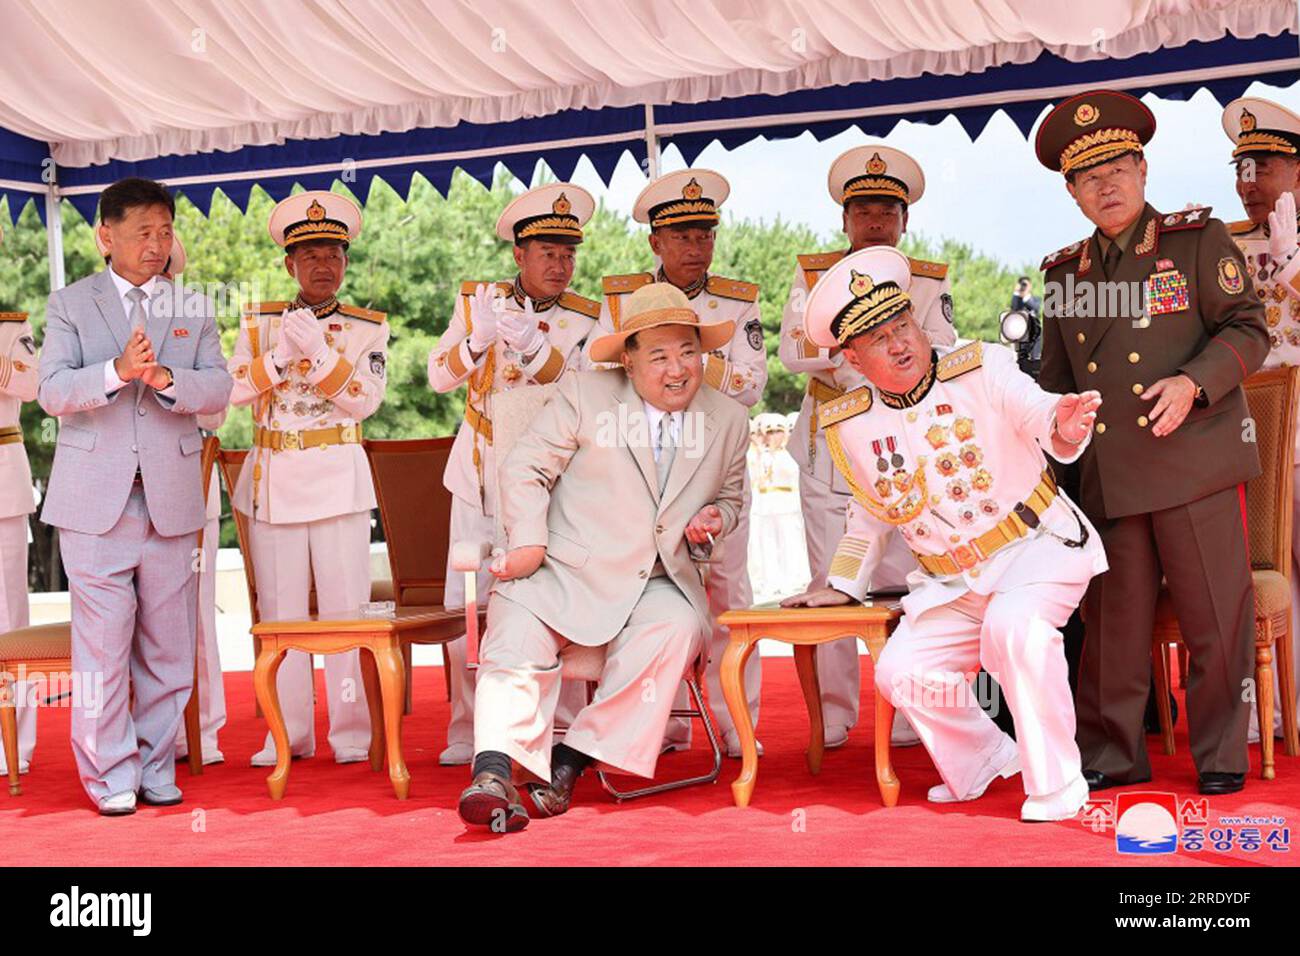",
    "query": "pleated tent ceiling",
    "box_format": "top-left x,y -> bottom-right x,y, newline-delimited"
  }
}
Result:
0,0 -> 1297,228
